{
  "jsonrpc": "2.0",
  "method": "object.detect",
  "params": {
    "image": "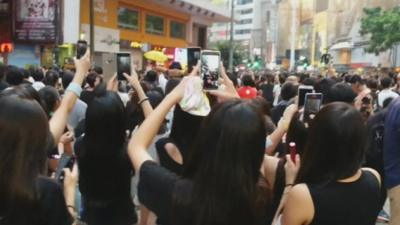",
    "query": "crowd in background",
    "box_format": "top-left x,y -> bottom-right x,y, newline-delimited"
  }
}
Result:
0,51 -> 399,225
